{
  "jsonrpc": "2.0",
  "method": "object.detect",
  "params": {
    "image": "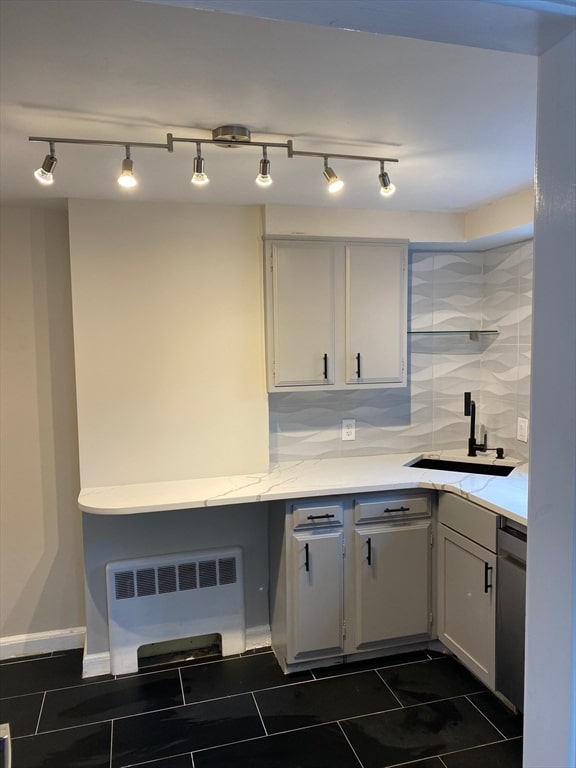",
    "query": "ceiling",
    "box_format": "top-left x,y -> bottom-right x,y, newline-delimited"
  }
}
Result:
0,0 -> 573,214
